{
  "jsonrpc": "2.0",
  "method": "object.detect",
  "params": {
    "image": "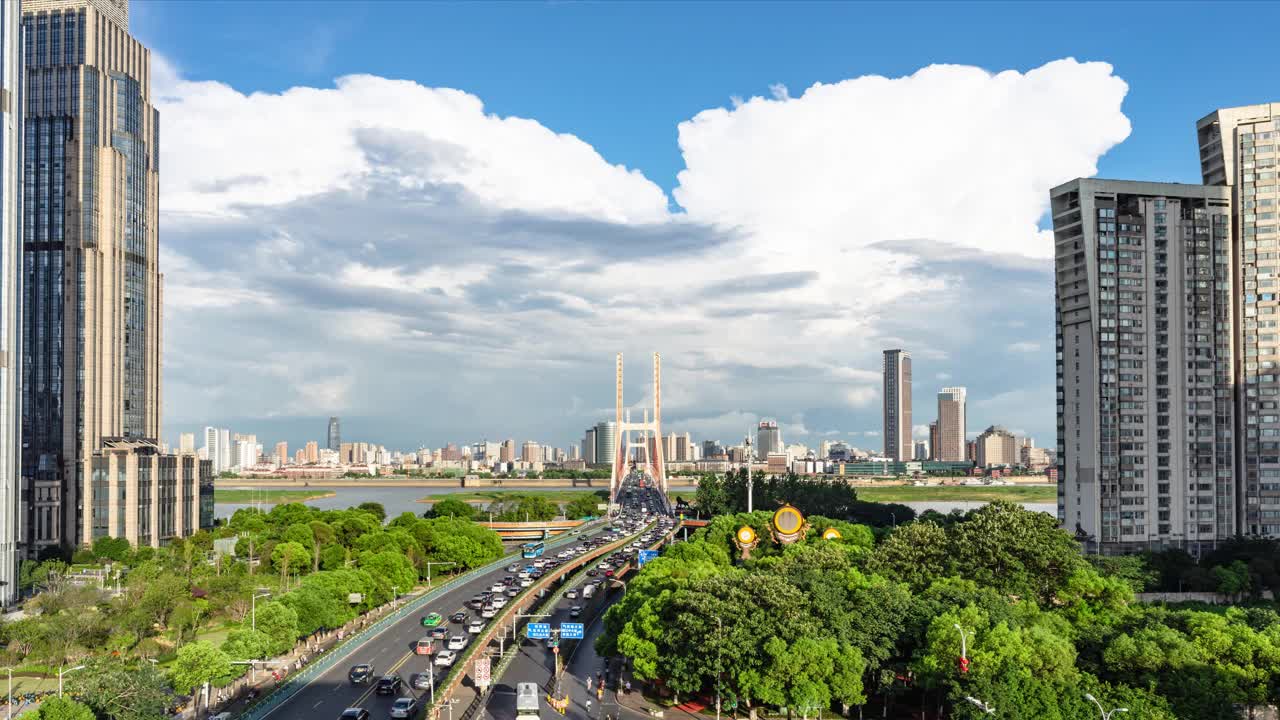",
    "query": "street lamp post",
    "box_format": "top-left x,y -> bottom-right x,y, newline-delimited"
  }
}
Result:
964,697 -> 995,715
424,562 -> 457,588
953,624 -> 971,662
391,586 -> 399,608
1085,693 -> 1129,720
5,667 -> 11,720
252,589 -> 272,632
714,616 -> 723,720
58,665 -> 85,697
744,432 -> 754,514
